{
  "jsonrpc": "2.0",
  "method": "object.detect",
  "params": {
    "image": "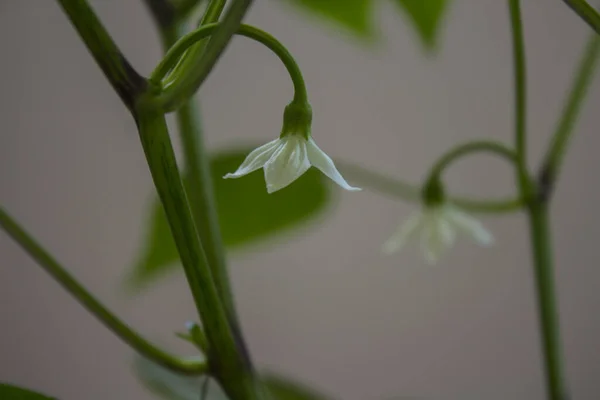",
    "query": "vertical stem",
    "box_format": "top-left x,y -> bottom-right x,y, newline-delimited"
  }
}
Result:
177,100 -> 237,319
508,0 -> 529,189
526,203 -> 568,400
508,2 -> 568,398
135,107 -> 260,400
159,16 -> 239,331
